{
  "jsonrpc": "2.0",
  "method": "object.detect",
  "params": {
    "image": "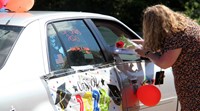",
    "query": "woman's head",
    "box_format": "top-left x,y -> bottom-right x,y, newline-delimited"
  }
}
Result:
143,4 -> 188,51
